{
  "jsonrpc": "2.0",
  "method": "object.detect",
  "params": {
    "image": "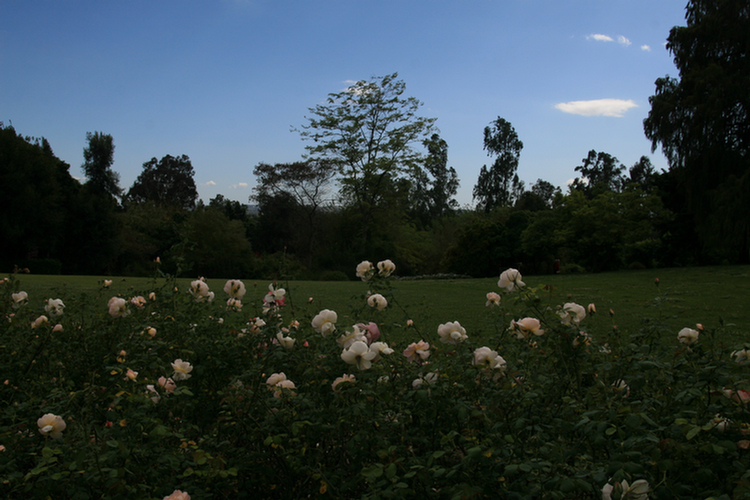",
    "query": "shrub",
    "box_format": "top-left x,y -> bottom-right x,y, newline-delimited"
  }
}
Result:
0,266 -> 748,500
